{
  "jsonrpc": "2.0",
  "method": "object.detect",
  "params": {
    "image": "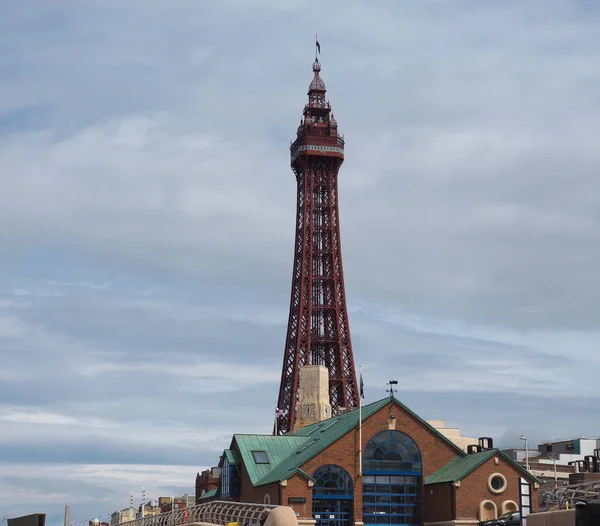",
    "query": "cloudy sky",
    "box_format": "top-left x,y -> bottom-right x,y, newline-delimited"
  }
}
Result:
2,0 -> 600,523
